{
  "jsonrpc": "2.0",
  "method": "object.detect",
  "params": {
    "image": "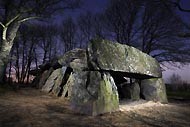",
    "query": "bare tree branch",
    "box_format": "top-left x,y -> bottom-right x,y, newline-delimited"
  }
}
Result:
2,27 -> 8,41
178,33 -> 190,38
169,0 -> 190,12
18,16 -> 41,23
5,14 -> 20,27
0,22 -> 5,28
